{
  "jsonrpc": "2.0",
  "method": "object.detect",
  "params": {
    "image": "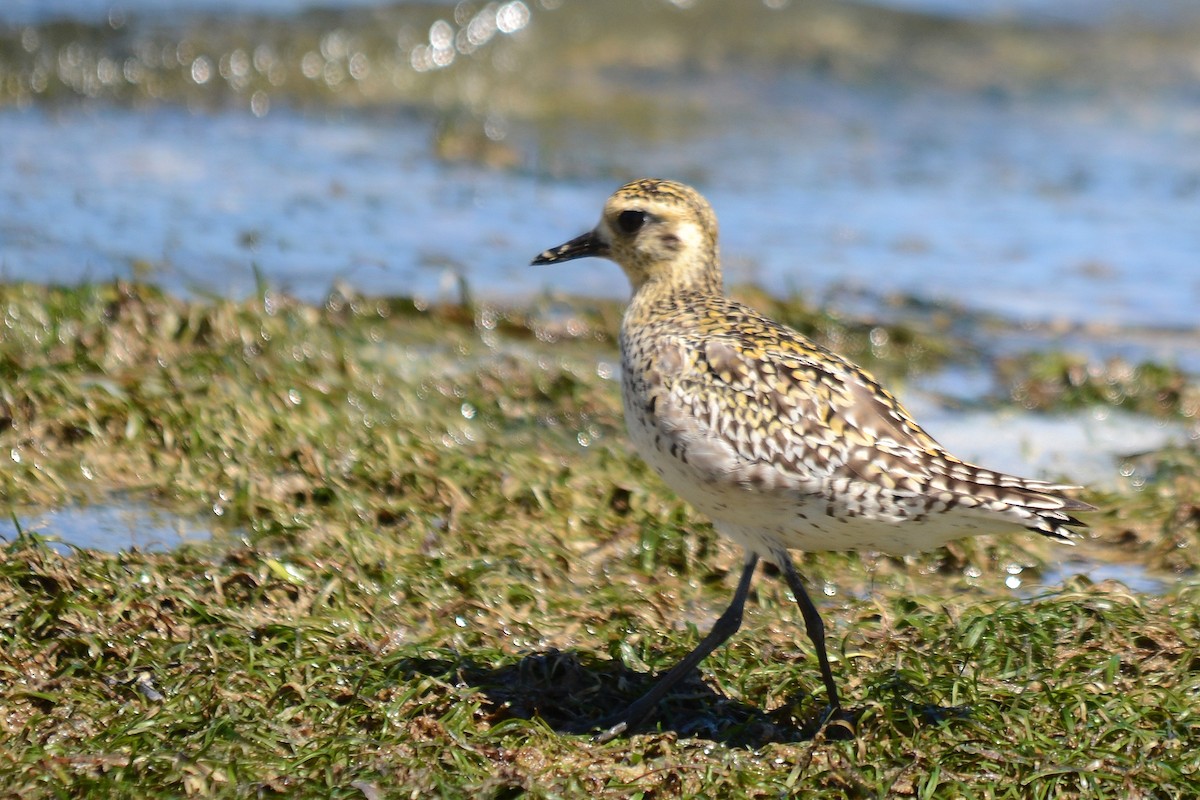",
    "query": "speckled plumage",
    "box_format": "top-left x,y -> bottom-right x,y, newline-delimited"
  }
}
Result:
533,178 -> 1092,739
619,281 -> 1090,559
